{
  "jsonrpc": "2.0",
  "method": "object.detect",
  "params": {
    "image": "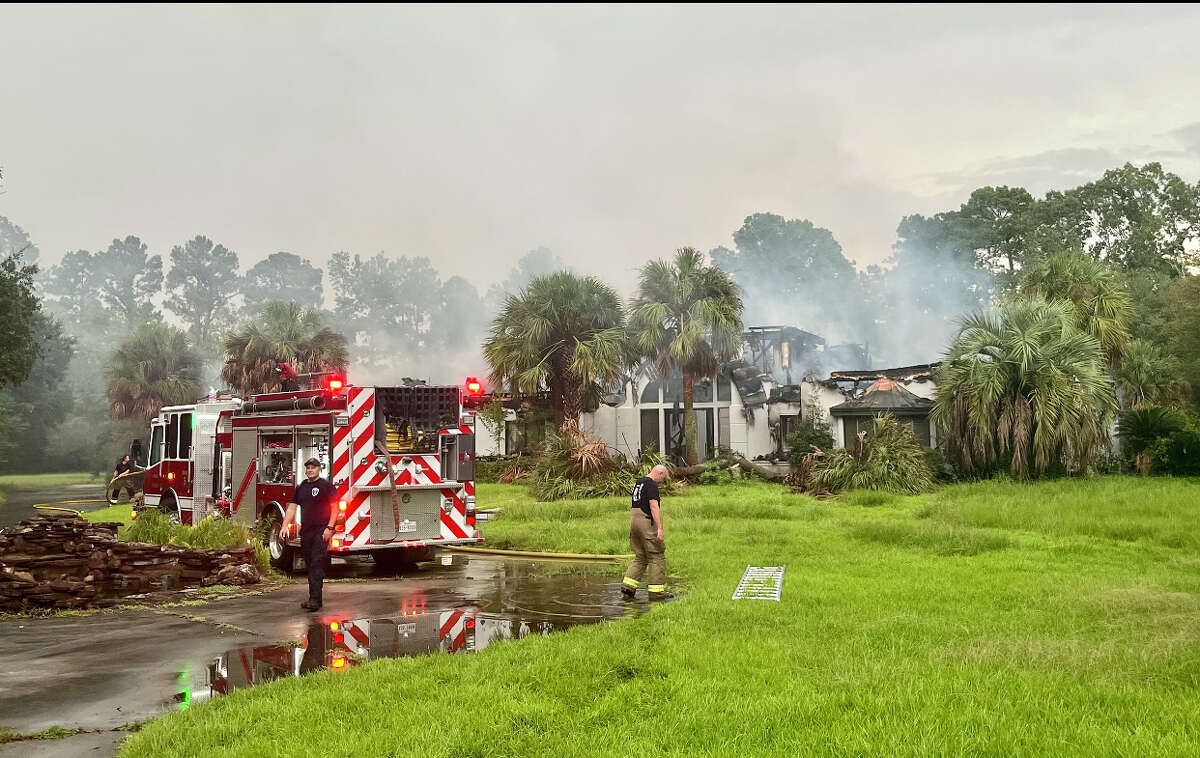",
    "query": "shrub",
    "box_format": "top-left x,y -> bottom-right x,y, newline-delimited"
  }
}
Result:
126,510 -> 251,550
475,457 -> 516,484
530,424 -> 635,501
787,417 -> 835,469
1118,407 -> 1186,474
1159,429 -> 1200,476
923,447 -> 957,481
812,414 -> 936,494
